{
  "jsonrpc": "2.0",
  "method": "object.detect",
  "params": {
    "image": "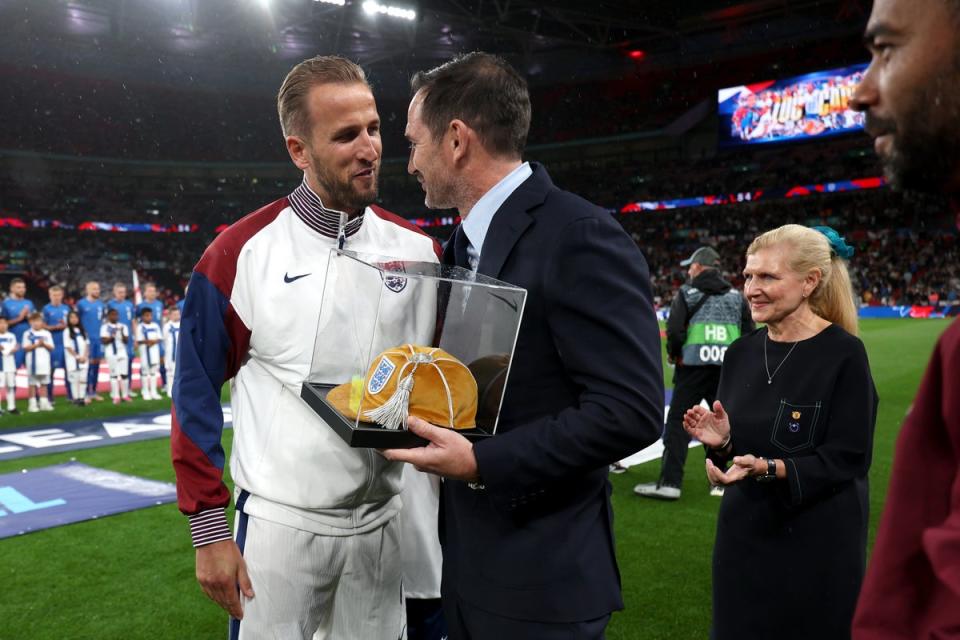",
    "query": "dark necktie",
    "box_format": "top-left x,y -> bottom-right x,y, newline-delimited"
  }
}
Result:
453,228 -> 471,270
